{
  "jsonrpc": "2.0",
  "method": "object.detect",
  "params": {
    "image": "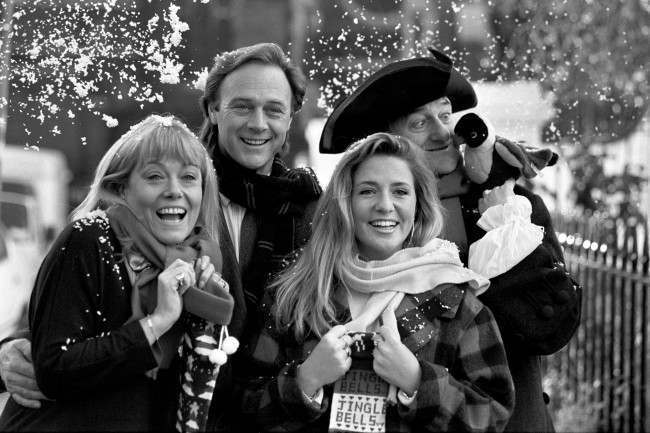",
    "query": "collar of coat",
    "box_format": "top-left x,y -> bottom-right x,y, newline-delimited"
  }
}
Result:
333,282 -> 467,353
438,165 -> 471,199
393,283 -> 466,353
